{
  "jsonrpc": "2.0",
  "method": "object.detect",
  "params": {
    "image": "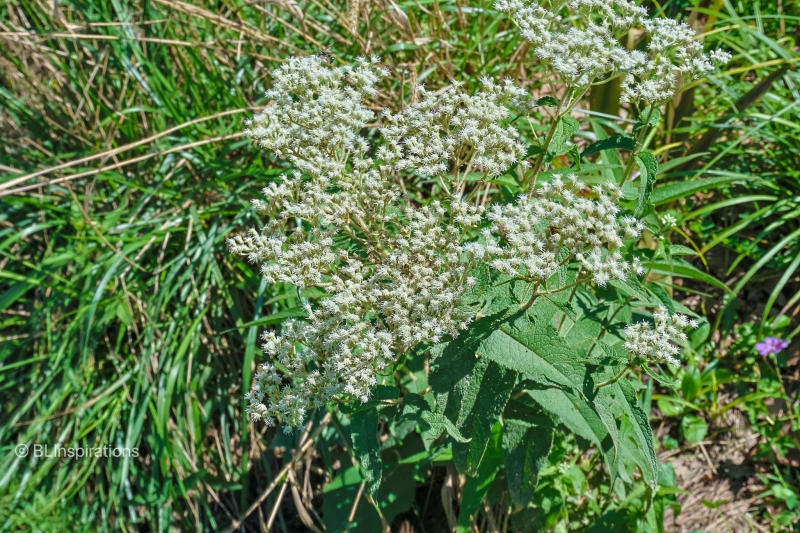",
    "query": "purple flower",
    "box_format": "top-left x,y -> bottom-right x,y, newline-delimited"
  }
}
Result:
755,336 -> 789,357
